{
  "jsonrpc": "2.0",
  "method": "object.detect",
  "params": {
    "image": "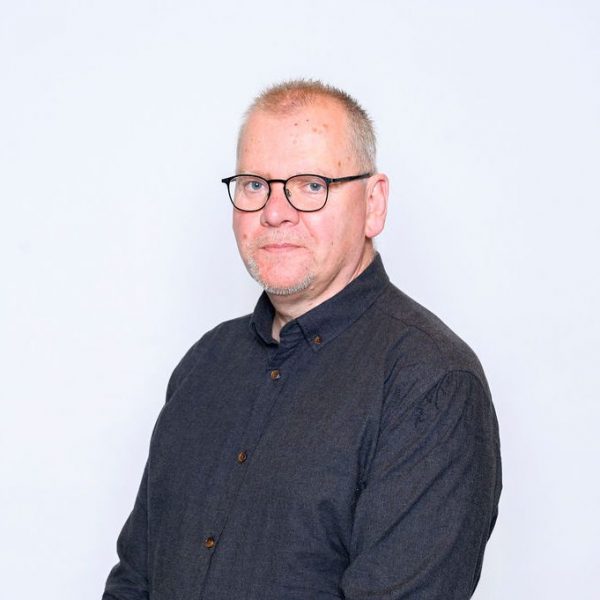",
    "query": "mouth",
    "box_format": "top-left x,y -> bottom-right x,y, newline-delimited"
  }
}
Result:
260,242 -> 303,252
